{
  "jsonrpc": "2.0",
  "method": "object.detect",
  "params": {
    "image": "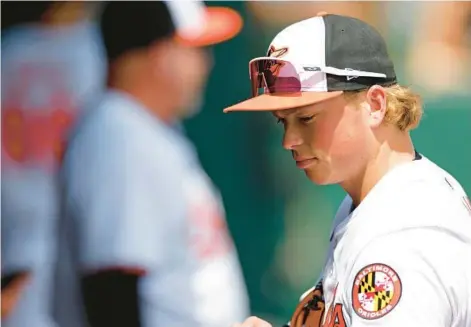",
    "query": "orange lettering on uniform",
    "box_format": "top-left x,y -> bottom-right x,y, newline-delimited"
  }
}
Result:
323,304 -> 346,327
2,108 -> 26,162
1,107 -> 76,169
